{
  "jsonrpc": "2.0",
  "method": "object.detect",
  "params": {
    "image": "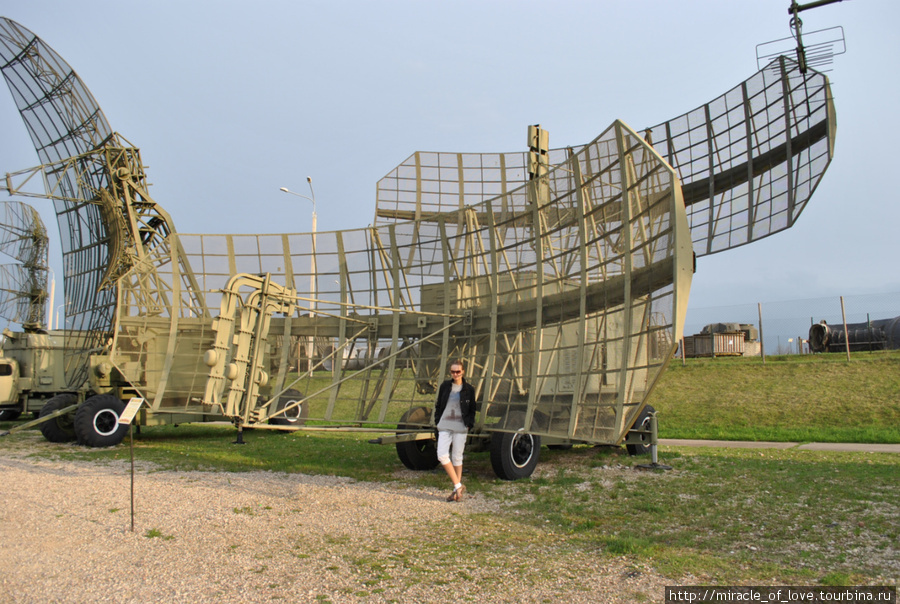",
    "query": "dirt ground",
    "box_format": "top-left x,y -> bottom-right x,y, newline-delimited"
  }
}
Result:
0,441 -> 672,603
